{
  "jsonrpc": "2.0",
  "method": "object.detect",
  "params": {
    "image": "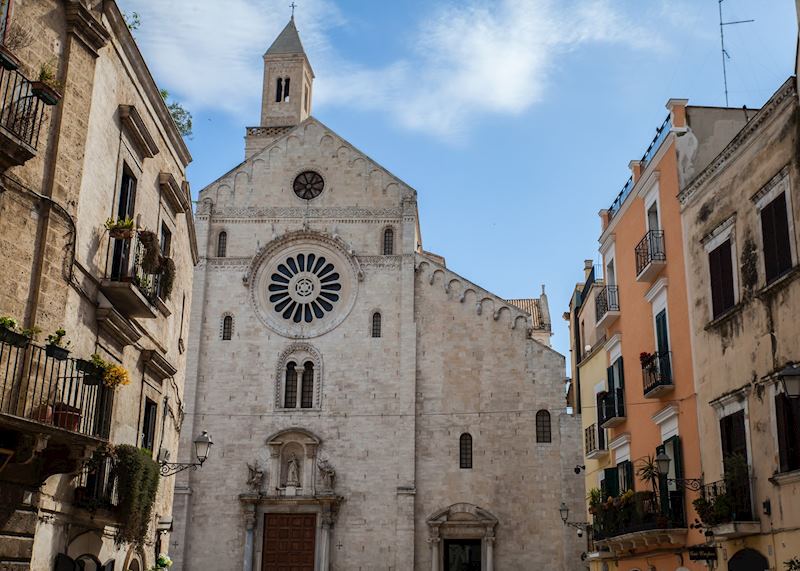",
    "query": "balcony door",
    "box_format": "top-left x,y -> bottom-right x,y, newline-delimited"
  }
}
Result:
110,169 -> 137,280
654,310 -> 671,380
